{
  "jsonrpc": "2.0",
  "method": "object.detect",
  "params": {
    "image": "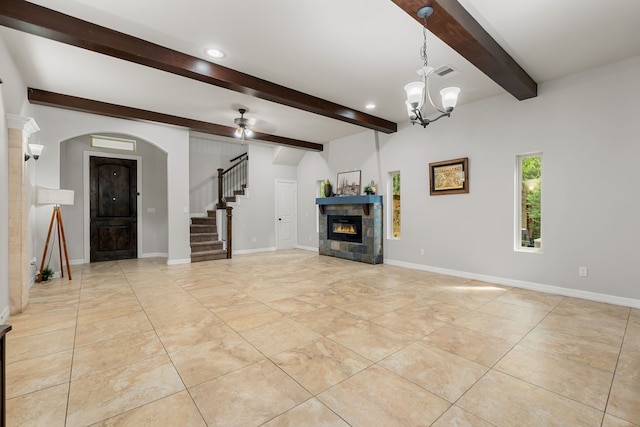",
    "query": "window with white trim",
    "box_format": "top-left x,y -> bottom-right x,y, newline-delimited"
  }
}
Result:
516,153 -> 542,251
388,171 -> 401,239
